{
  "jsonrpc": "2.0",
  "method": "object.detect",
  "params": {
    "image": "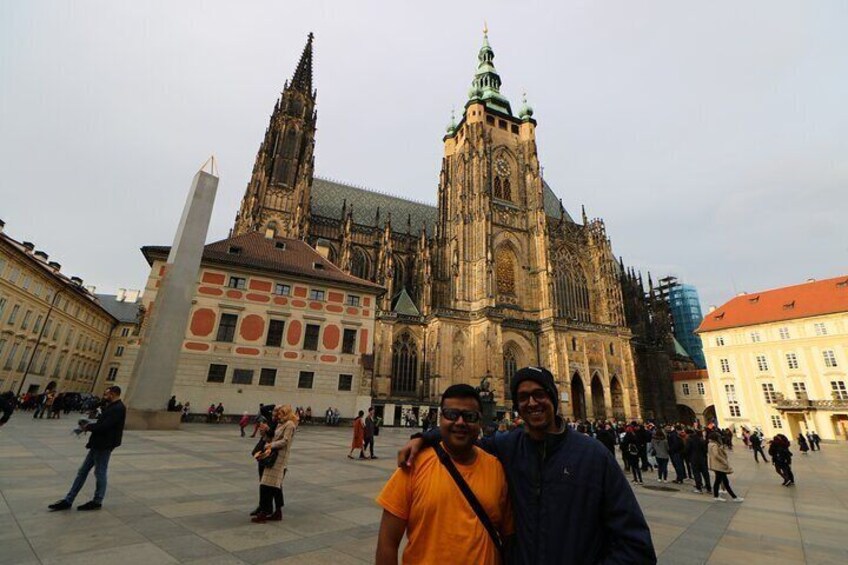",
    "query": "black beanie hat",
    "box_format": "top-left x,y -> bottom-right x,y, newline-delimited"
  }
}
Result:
511,366 -> 559,413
